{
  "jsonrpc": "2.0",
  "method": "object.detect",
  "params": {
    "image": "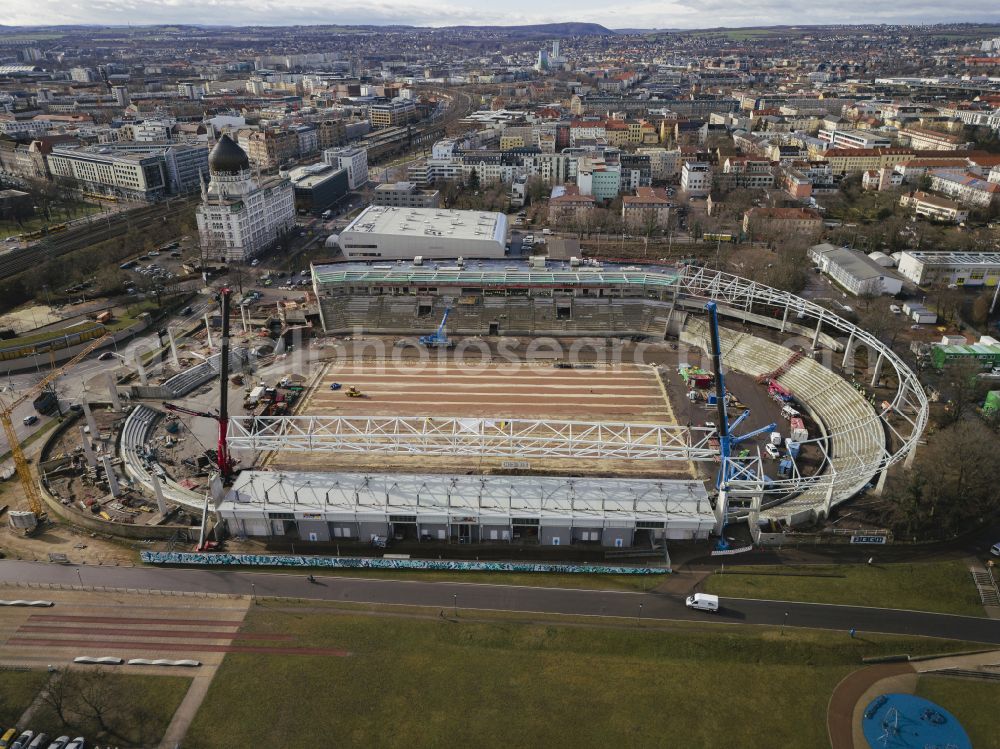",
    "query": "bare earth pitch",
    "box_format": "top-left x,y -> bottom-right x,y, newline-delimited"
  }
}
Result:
265,360 -> 693,479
